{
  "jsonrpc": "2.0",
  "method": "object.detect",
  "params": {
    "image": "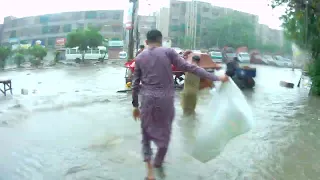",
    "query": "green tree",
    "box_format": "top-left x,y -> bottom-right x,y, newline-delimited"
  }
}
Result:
258,43 -> 280,53
65,28 -> 104,62
206,12 -> 257,49
28,45 -> 47,67
14,53 -> 25,68
271,0 -> 320,95
178,36 -> 193,49
0,46 -> 11,69
282,39 -> 293,55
